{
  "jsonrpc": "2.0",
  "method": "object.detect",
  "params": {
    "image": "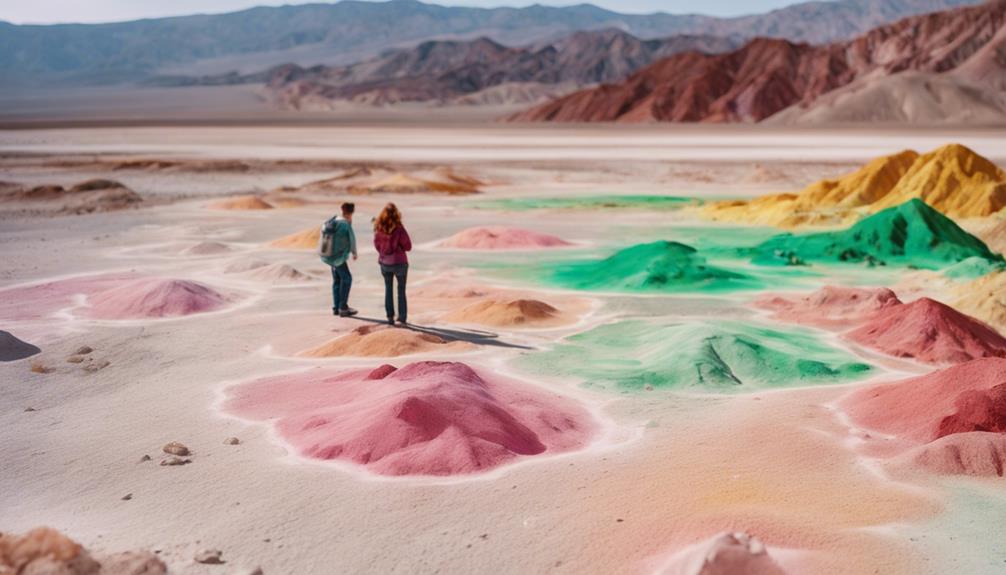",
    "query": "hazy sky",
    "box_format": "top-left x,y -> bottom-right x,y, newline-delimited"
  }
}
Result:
0,0 -> 806,24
